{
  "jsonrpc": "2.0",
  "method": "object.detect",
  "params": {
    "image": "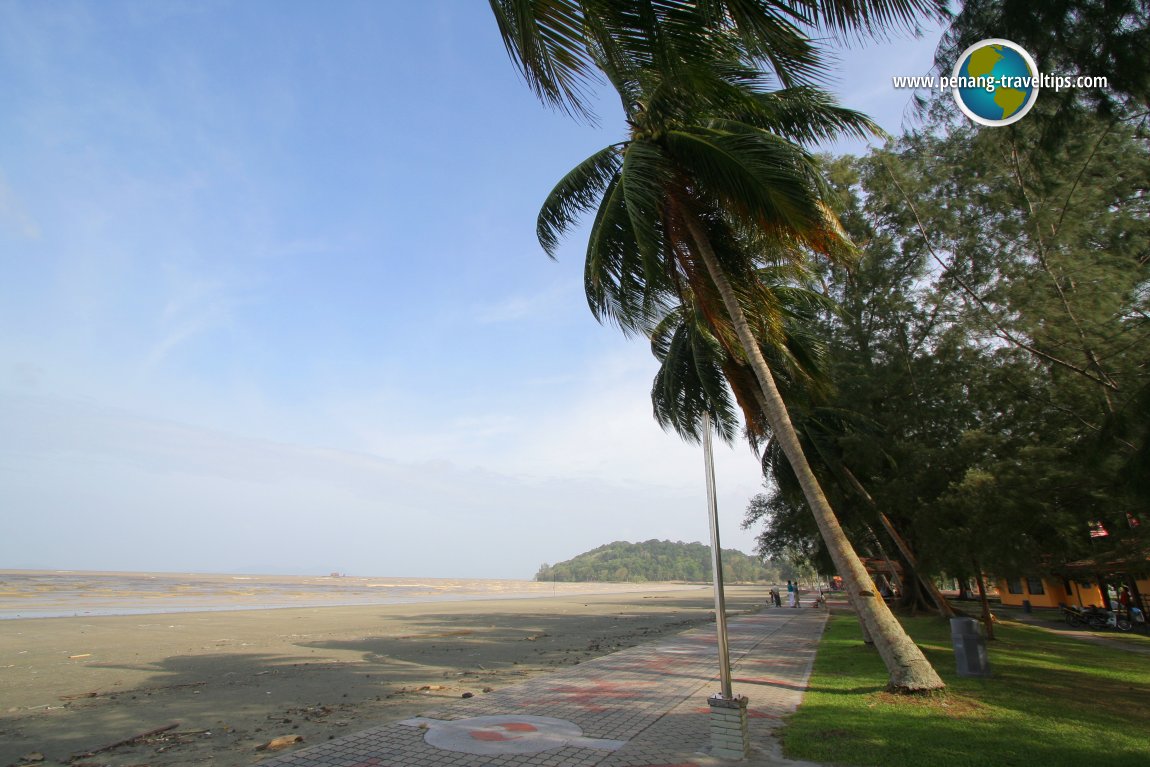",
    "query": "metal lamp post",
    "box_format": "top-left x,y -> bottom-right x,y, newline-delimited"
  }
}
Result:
702,411 -> 733,698
702,412 -> 750,758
